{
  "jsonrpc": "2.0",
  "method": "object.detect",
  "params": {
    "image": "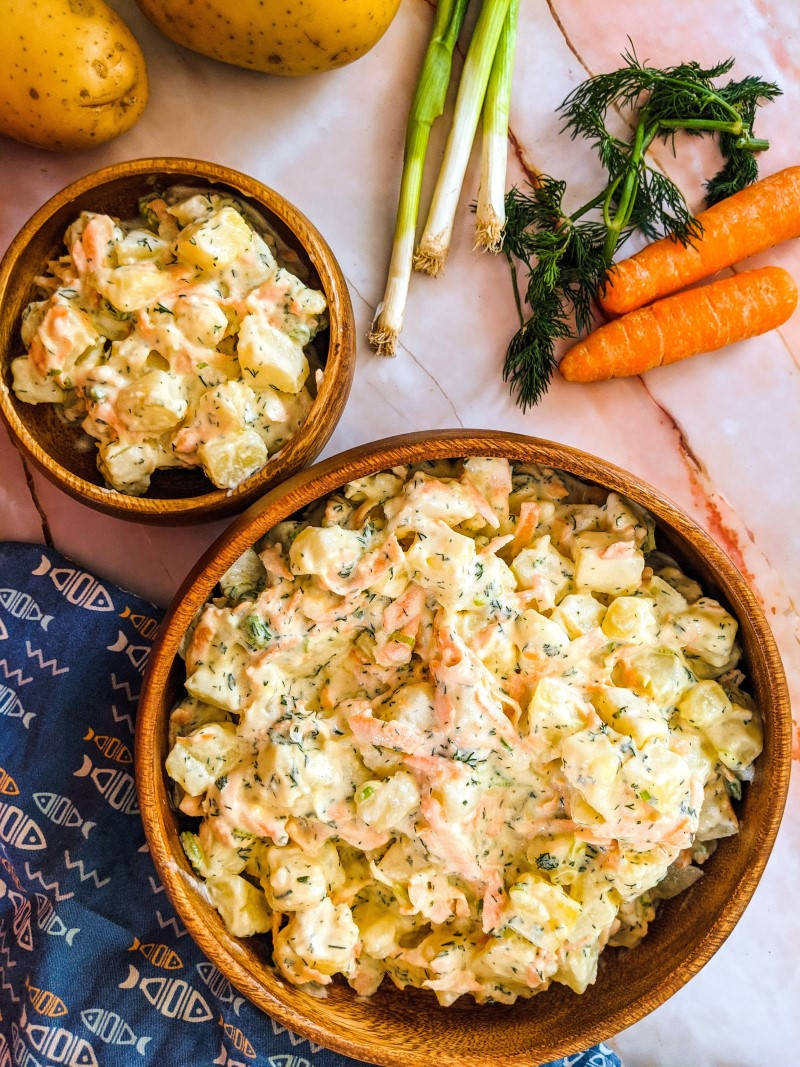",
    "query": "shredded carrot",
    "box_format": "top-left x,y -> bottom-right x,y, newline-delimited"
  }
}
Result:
560,265 -> 797,383
600,166 -> 800,316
